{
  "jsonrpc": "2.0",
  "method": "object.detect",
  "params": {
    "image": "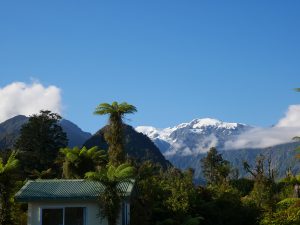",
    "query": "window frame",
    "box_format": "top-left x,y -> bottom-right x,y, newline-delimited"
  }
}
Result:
40,205 -> 86,225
